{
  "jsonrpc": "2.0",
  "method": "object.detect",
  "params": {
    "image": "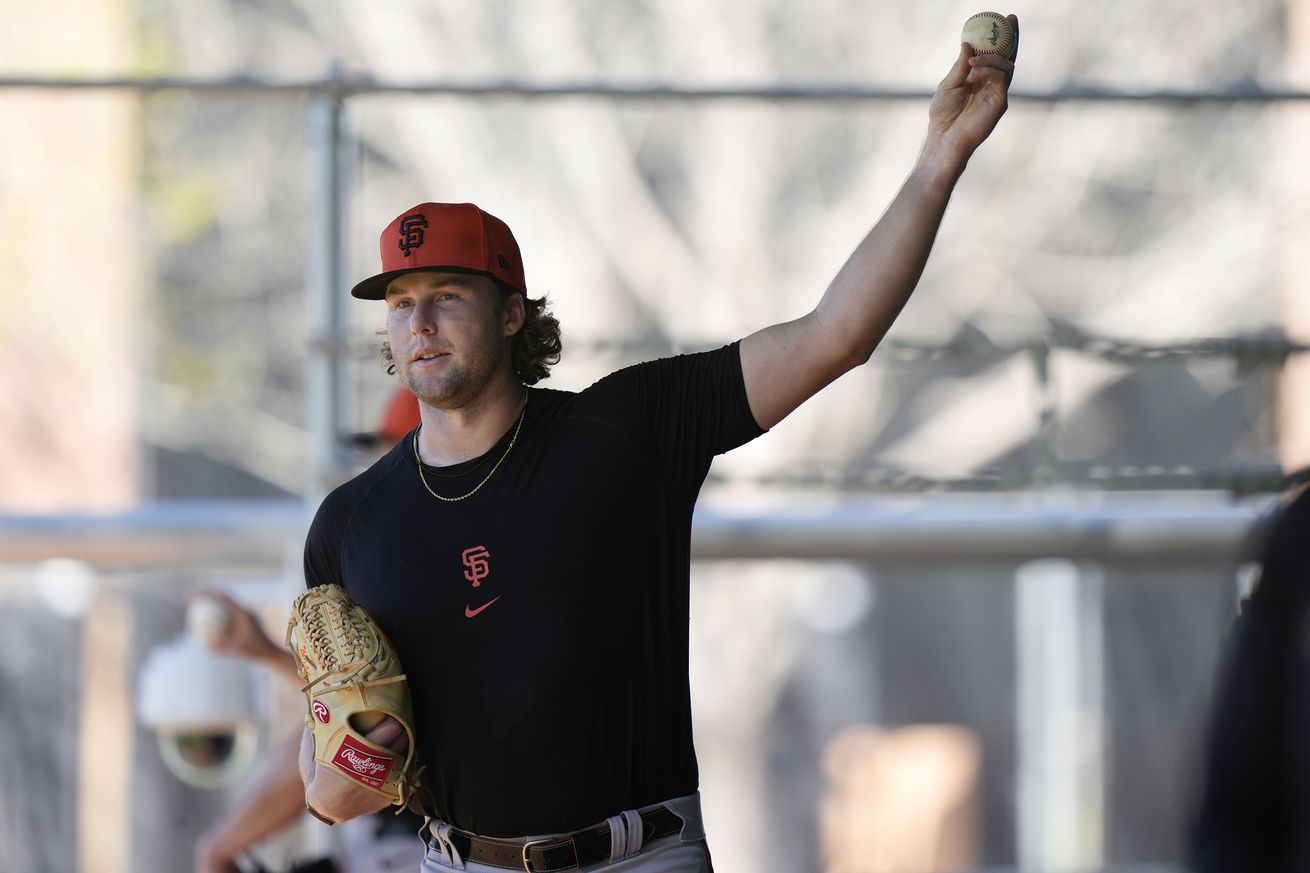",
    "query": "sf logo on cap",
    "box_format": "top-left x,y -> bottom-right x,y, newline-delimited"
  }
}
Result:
398,214 -> 428,256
